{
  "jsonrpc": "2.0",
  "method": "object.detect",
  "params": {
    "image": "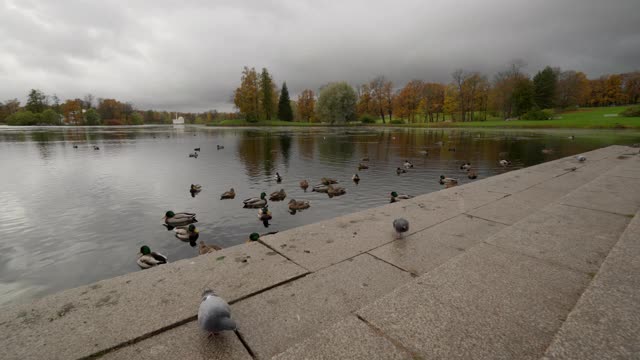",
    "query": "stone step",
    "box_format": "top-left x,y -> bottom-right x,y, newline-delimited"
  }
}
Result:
542,210 -> 640,359
274,157 -> 639,359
